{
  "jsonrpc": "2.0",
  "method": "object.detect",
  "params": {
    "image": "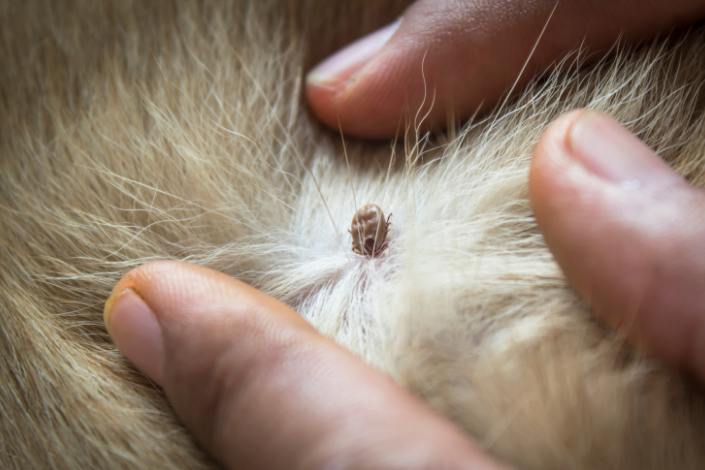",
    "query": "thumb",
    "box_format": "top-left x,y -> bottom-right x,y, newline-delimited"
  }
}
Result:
104,261 -> 508,470
306,0 -> 705,139
530,110 -> 705,382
